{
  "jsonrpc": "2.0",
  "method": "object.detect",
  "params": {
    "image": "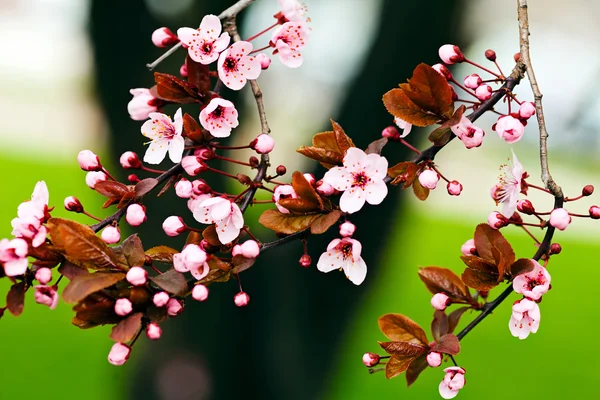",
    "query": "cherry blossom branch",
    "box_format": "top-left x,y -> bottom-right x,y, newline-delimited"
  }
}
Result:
145,0 -> 256,70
